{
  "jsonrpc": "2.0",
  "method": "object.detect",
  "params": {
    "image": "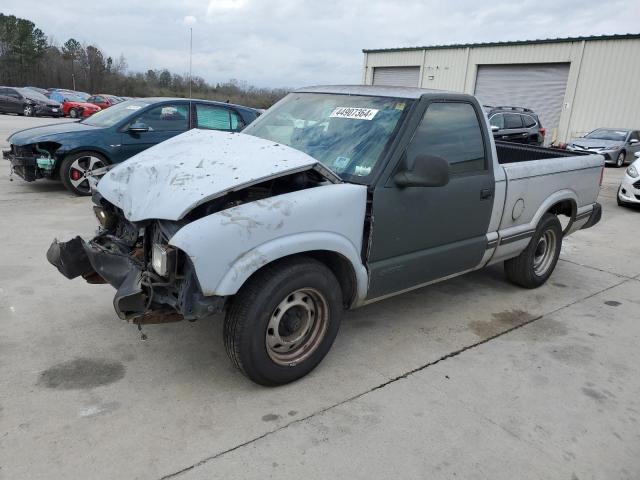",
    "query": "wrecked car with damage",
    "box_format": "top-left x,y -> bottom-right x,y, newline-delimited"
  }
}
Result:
3,98 -> 260,195
48,85 -> 604,386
